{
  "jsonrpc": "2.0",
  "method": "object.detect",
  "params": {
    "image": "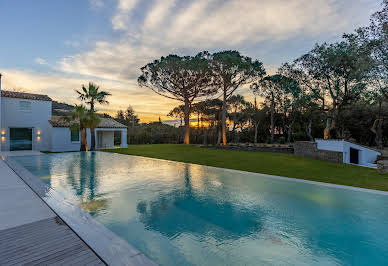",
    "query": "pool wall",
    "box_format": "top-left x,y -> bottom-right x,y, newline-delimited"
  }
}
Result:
4,155 -> 157,266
